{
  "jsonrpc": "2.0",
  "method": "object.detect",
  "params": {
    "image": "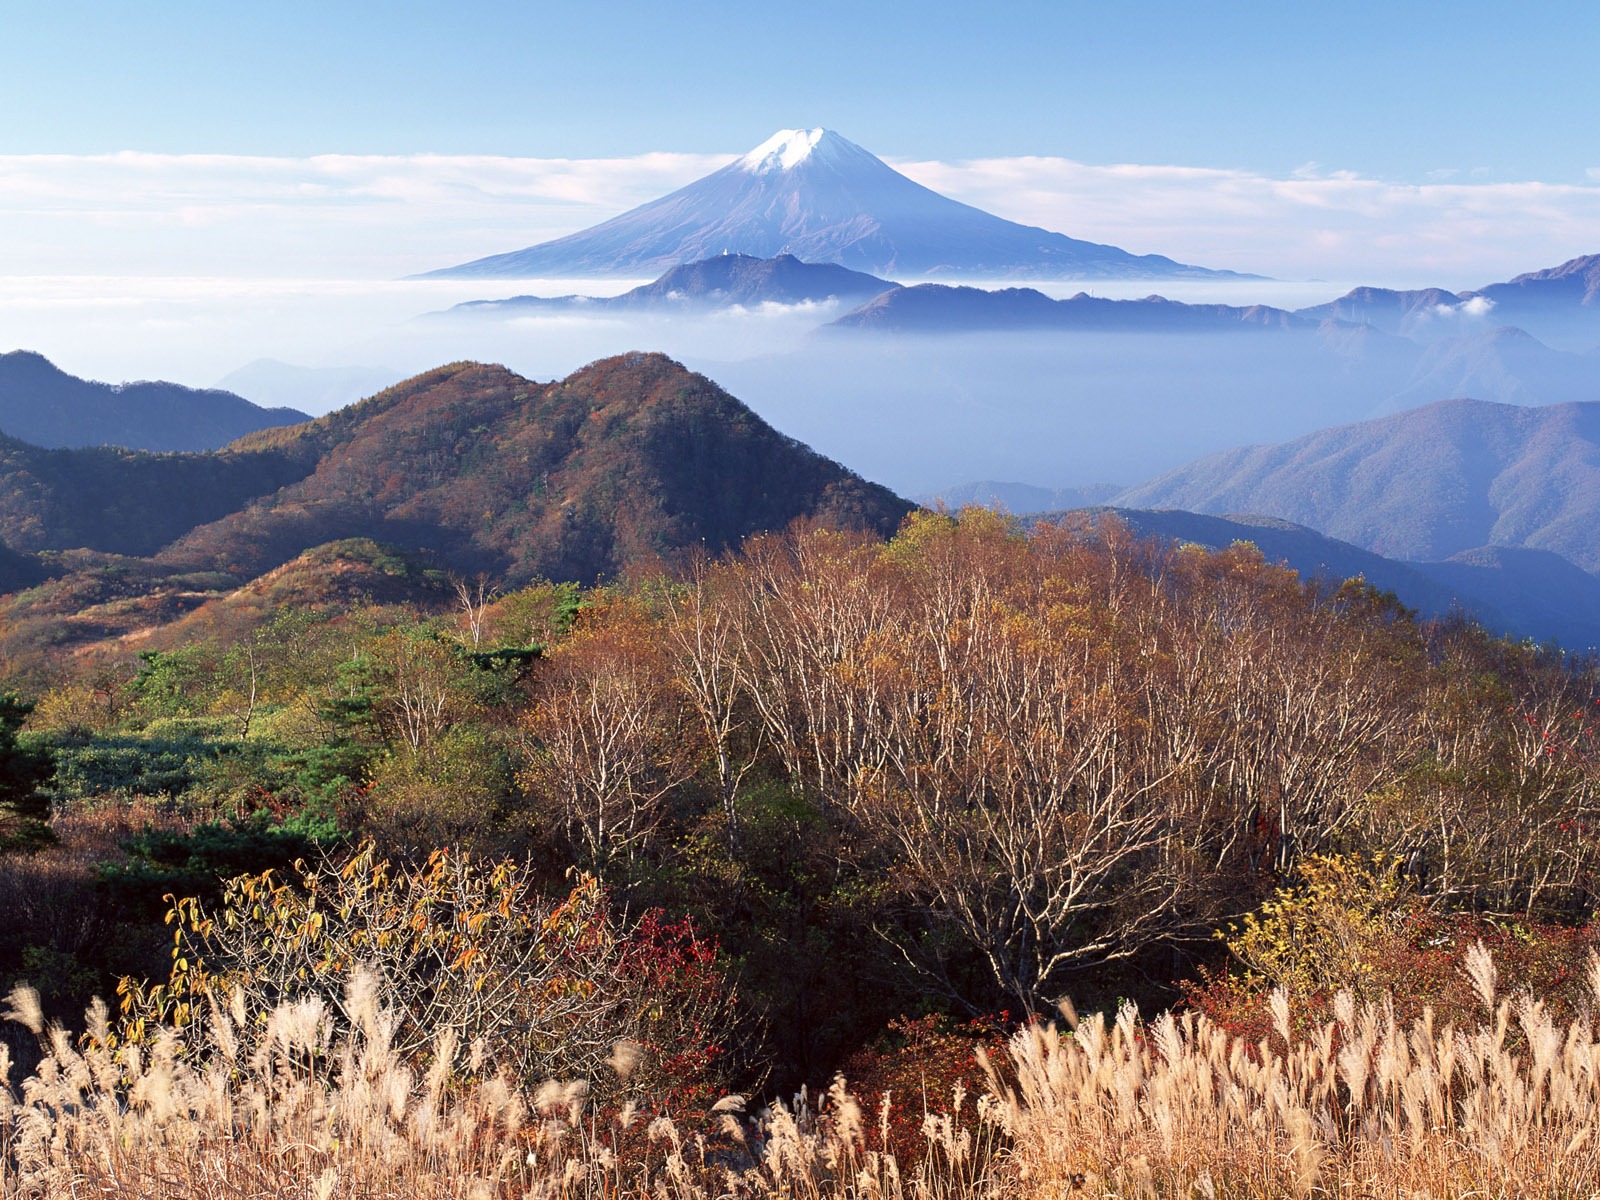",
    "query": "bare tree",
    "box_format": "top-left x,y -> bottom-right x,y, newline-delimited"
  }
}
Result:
453,572 -> 500,647
520,602 -> 698,865
661,555 -> 761,847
